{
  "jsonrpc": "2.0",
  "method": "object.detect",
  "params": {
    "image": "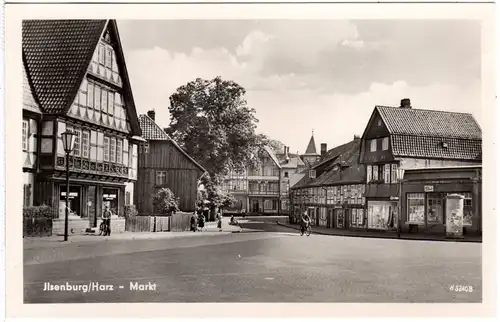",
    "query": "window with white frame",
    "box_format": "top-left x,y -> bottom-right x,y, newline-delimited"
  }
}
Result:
22,120 -> 29,151
366,165 -> 372,183
103,136 -> 110,162
372,165 -> 379,181
309,169 -> 316,179
82,130 -> 90,158
407,193 -> 425,224
87,81 -> 94,108
384,164 -> 391,183
370,139 -> 377,152
391,164 -> 398,184
110,138 -> 116,162
72,128 -> 81,157
95,86 -> 101,110
116,139 -> 123,164
382,137 -> 389,150
102,88 -> 108,112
